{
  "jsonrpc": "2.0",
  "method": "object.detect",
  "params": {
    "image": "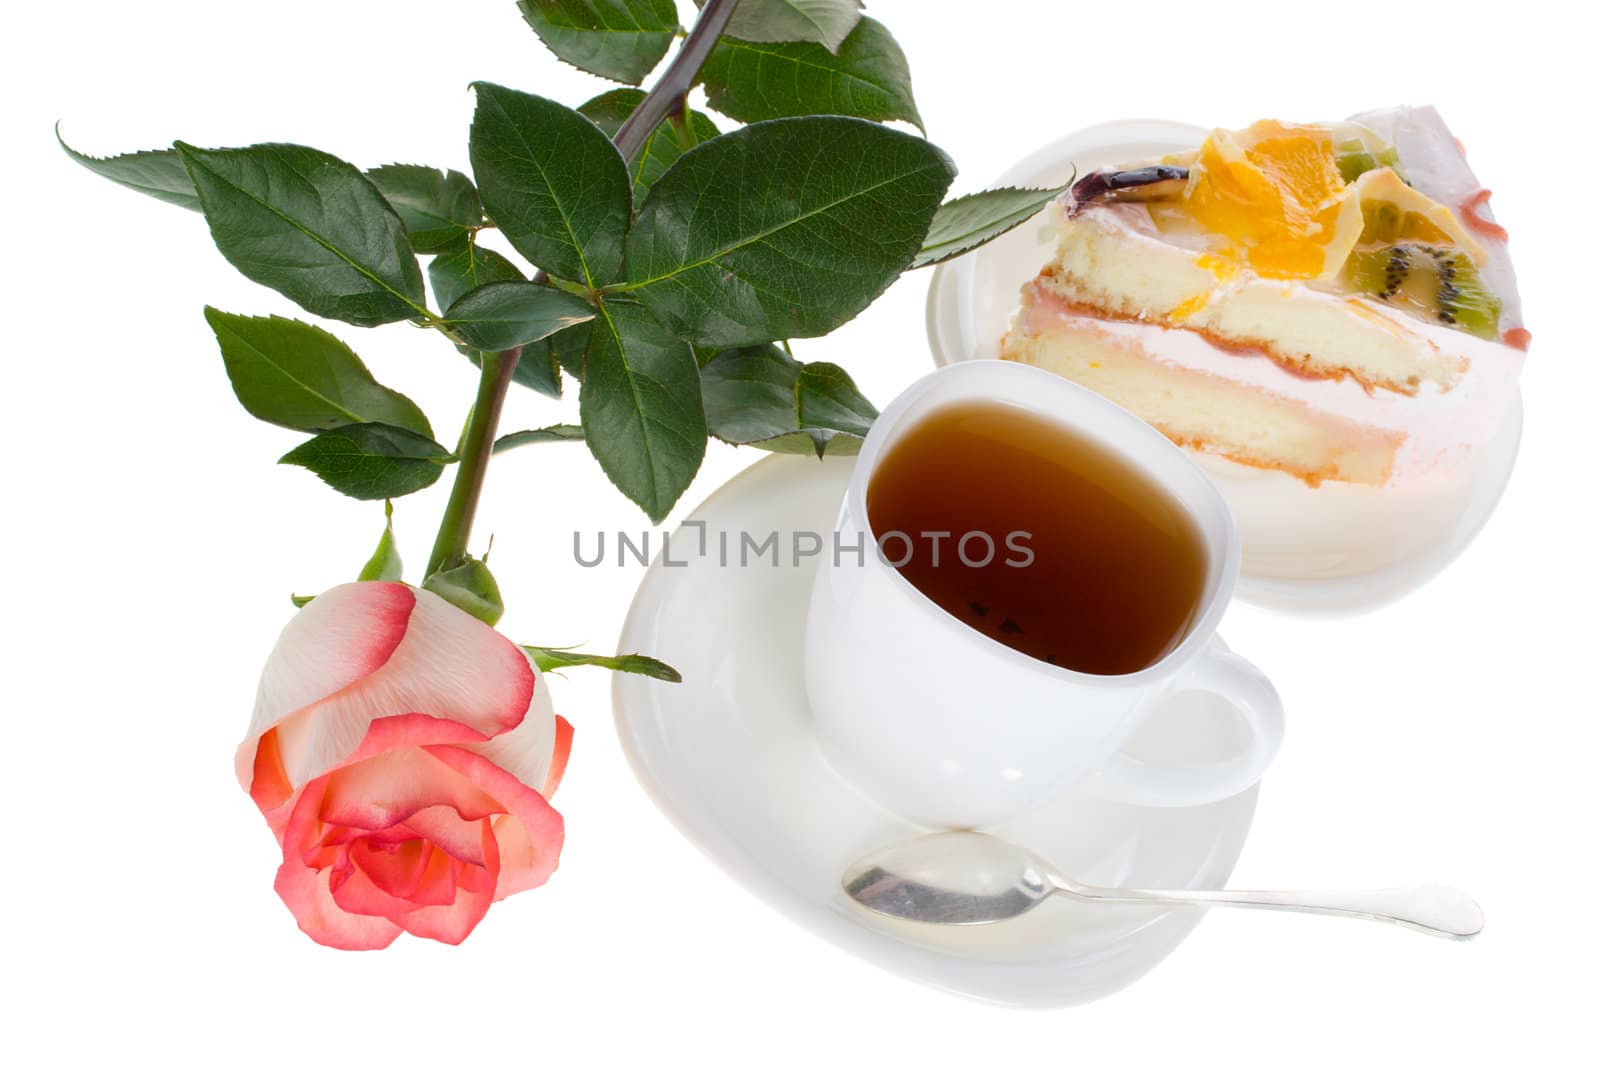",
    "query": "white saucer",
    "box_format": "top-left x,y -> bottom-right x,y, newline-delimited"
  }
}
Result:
613,454 -> 1258,1007
924,120 -> 1524,615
